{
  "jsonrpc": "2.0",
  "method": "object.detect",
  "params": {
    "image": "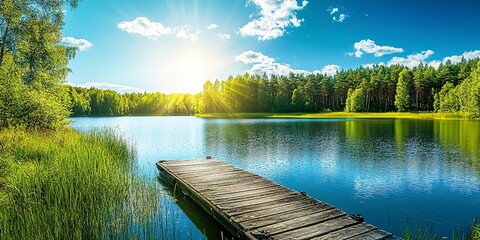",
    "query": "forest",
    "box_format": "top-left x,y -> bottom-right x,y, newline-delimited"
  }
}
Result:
68,58 -> 480,117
